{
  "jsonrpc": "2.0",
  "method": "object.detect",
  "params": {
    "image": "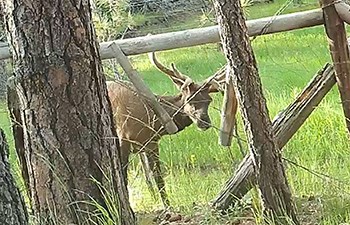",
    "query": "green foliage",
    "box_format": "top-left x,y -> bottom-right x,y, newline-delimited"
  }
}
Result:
92,0 -> 148,41
199,0 -> 253,26
83,174 -> 121,225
